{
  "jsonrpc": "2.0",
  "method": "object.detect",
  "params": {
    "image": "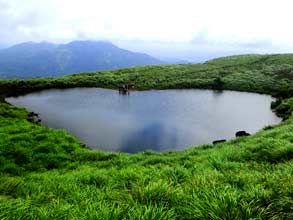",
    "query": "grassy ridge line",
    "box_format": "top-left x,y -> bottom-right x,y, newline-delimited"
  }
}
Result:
0,54 -> 293,219
1,54 -> 293,98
